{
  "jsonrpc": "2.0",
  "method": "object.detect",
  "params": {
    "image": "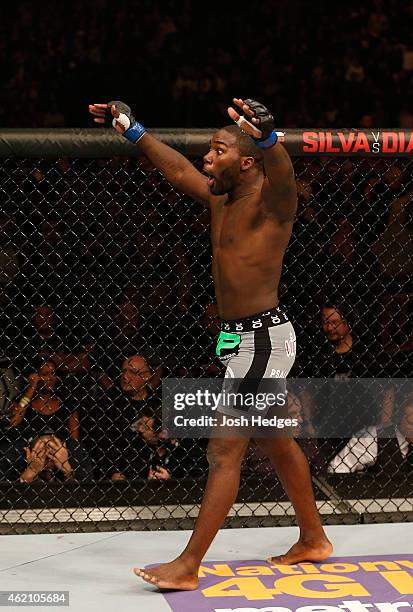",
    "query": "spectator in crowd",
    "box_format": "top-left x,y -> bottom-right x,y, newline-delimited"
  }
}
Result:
328,390 -> 413,473
111,409 -> 207,481
310,303 -> 393,381
298,303 -> 394,460
0,432 -> 93,482
86,354 -> 206,480
9,359 -> 80,441
1,359 -> 92,480
20,434 -> 93,483
20,434 -> 76,482
85,354 -> 161,478
118,355 -> 156,404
